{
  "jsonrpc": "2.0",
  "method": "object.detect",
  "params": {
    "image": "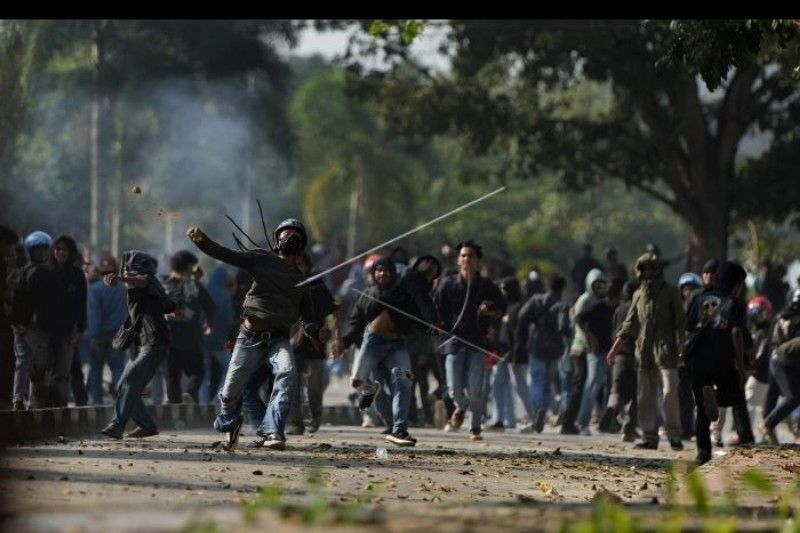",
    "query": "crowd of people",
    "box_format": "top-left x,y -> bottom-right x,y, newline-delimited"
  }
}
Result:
1,221 -> 799,464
